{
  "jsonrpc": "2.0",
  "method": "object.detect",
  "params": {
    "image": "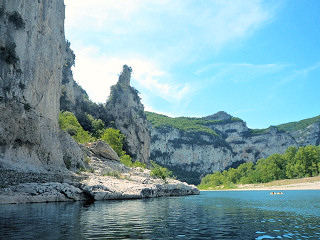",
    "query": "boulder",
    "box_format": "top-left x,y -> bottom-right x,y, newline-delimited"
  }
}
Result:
88,140 -> 120,161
